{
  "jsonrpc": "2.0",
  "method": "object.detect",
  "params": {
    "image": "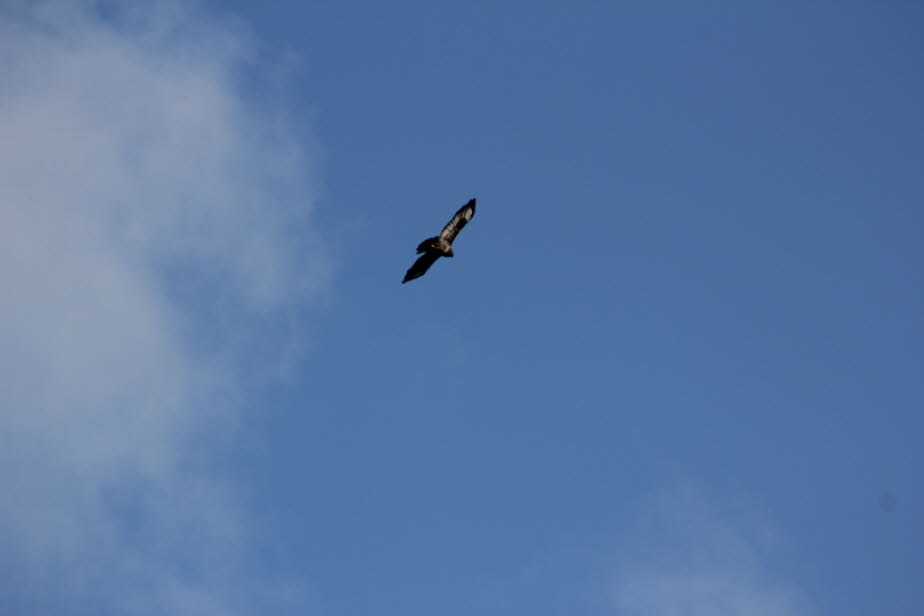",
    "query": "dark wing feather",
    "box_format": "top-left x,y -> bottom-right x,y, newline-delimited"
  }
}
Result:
402,251 -> 440,283
438,198 -> 476,245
